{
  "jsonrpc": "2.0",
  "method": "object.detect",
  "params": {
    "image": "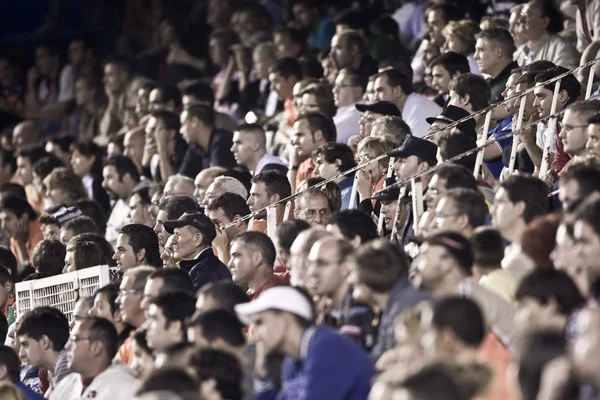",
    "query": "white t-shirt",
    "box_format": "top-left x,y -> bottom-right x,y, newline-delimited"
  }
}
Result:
402,93 -> 442,138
